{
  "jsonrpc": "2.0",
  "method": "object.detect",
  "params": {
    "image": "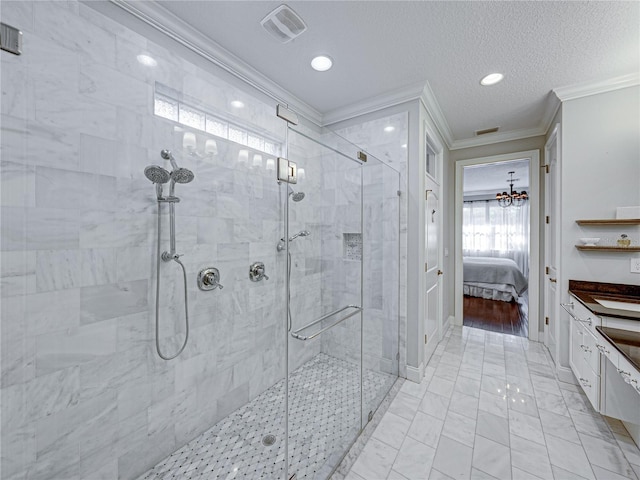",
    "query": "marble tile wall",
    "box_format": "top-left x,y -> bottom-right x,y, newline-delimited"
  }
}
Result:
333,114 -> 408,378
0,2 -> 295,479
